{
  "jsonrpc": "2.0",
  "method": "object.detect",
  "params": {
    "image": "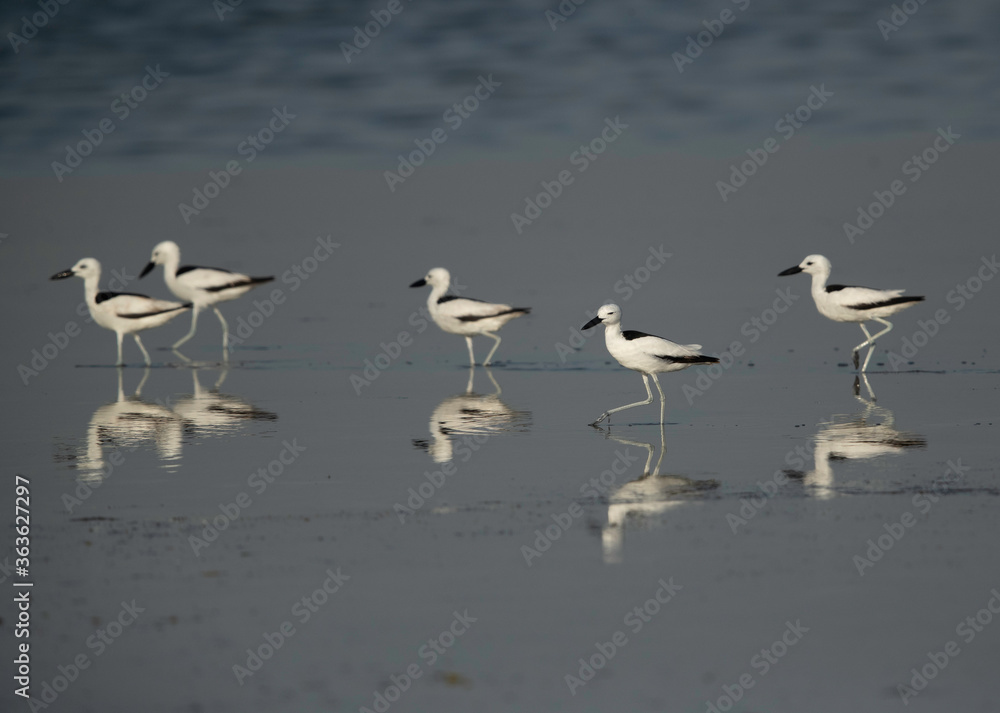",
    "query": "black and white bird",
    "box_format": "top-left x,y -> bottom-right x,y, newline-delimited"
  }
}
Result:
582,303 -> 719,425
778,254 -> 924,372
140,240 -> 274,355
410,267 -> 530,366
51,258 -> 191,366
